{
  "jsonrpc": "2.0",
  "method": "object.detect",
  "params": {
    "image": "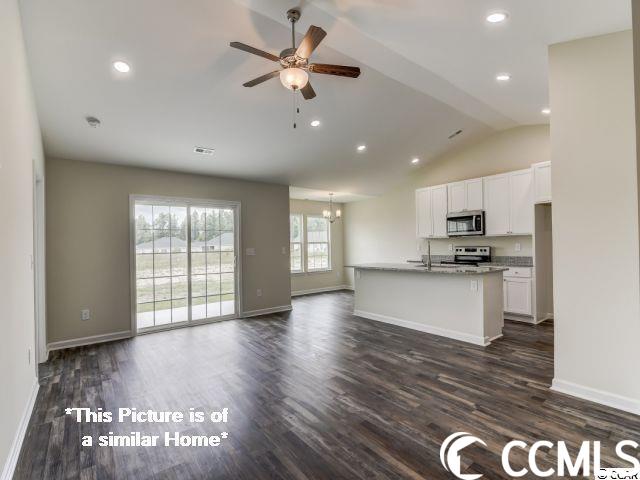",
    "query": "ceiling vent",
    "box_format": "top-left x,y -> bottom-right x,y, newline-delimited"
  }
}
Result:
194,146 -> 214,155
448,129 -> 463,140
